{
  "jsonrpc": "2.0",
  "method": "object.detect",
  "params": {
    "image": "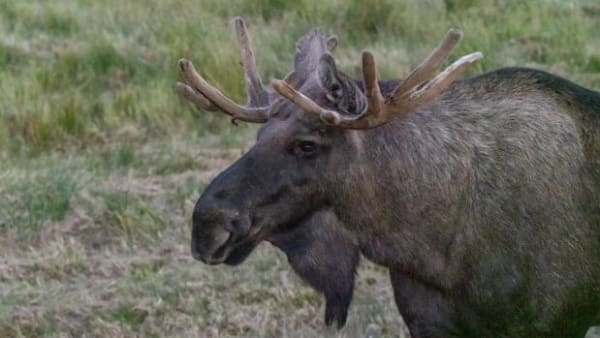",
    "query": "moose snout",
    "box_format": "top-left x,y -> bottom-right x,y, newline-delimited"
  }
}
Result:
191,200 -> 252,263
